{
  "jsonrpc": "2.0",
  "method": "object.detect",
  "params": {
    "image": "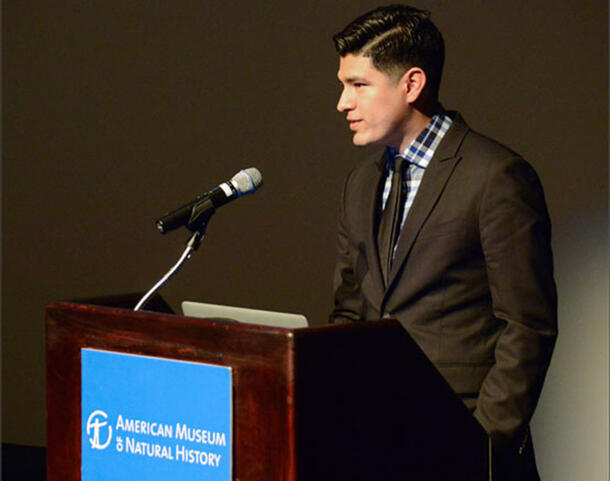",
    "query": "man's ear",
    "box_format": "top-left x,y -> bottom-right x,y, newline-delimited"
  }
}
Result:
400,67 -> 427,104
